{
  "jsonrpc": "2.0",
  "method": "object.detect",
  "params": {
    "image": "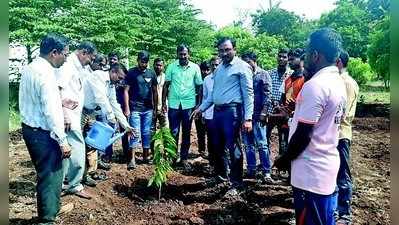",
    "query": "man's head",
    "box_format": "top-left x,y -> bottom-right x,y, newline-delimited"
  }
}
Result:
90,54 -> 107,71
288,48 -> 304,71
177,44 -> 190,66
153,57 -> 164,75
137,50 -> 150,71
277,48 -> 289,67
210,56 -> 221,72
39,33 -> 70,68
241,52 -> 257,72
336,50 -> 349,73
199,61 -> 211,77
109,63 -> 126,84
217,37 -> 236,64
108,52 -> 119,66
76,41 -> 97,66
304,28 -> 342,78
